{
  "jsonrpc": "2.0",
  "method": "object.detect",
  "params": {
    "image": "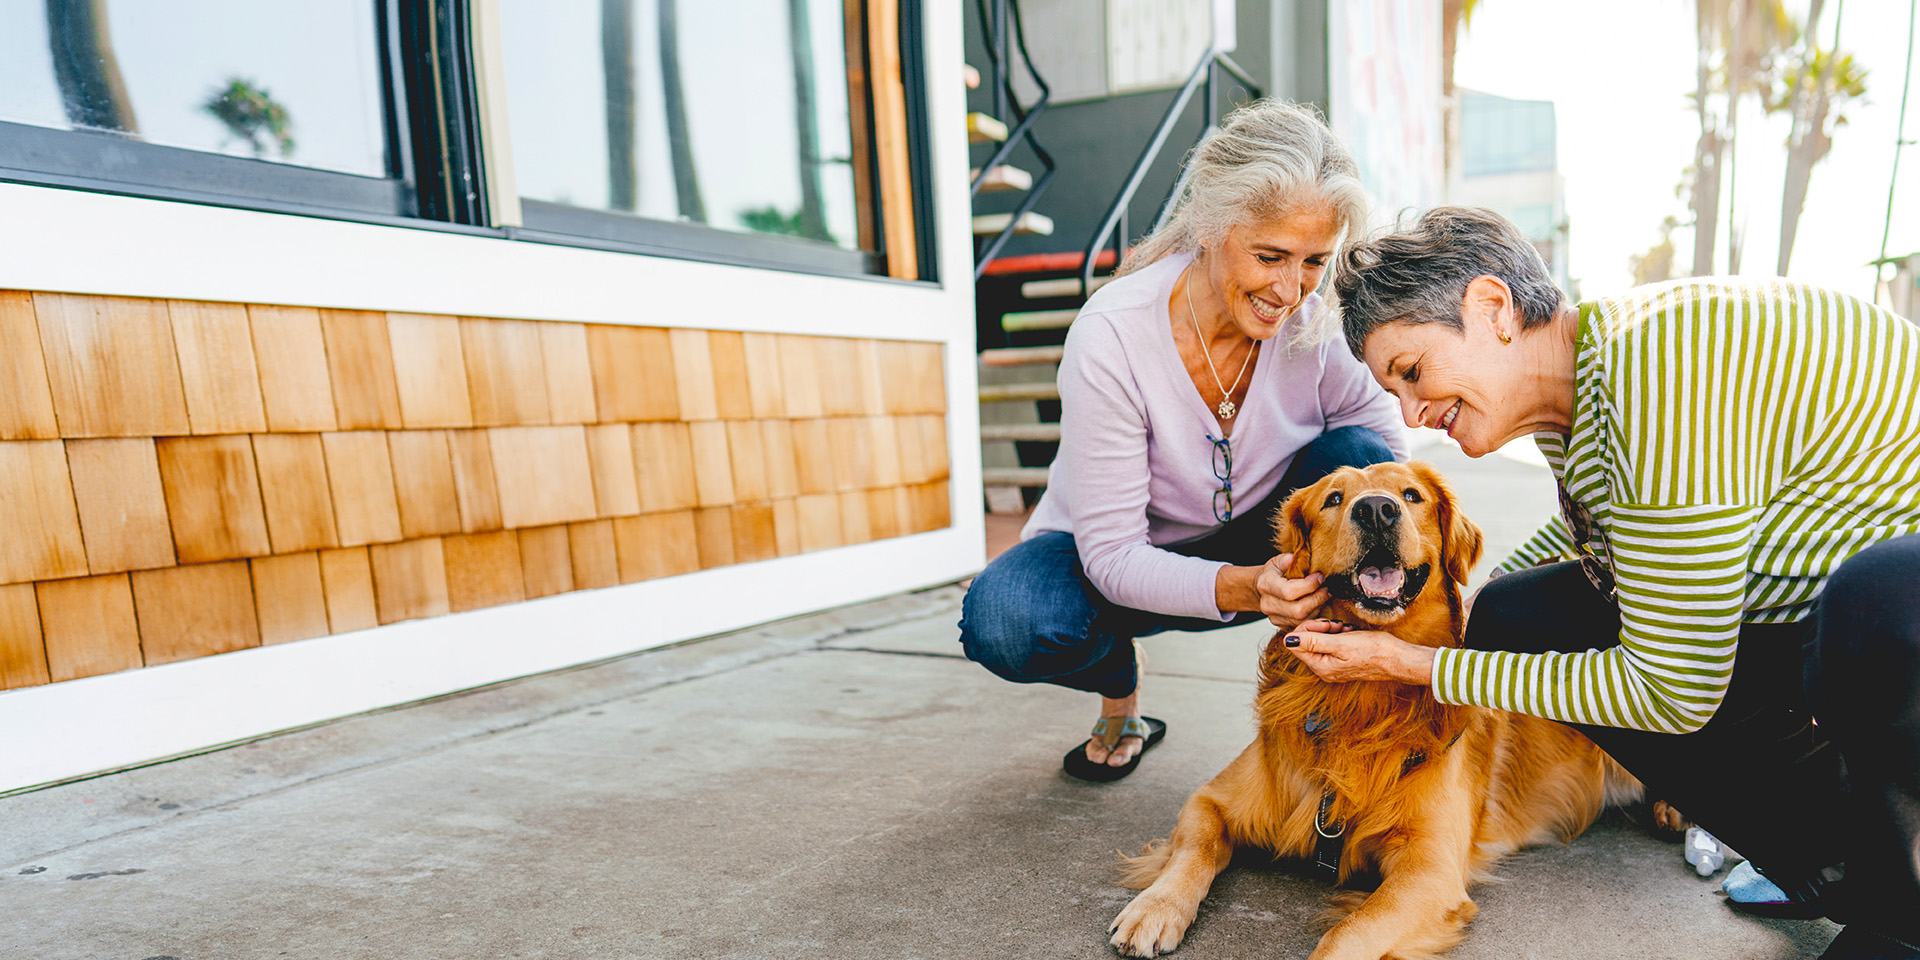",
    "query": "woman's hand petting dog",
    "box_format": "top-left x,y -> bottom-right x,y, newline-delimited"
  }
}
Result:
1255,553 -> 1329,629
1282,619 -> 1438,686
